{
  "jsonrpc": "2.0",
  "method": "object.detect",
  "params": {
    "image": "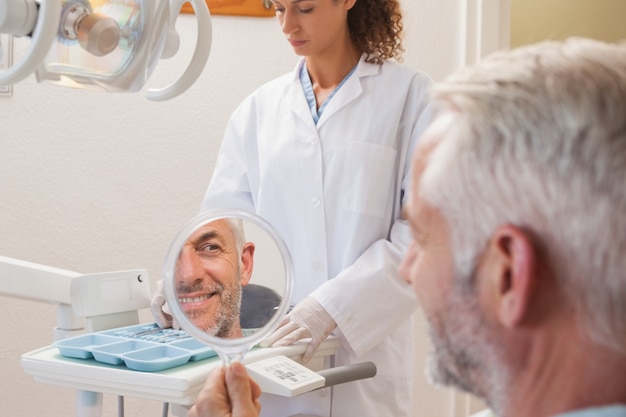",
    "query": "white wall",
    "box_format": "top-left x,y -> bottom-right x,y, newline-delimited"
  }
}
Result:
0,1 -> 487,416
